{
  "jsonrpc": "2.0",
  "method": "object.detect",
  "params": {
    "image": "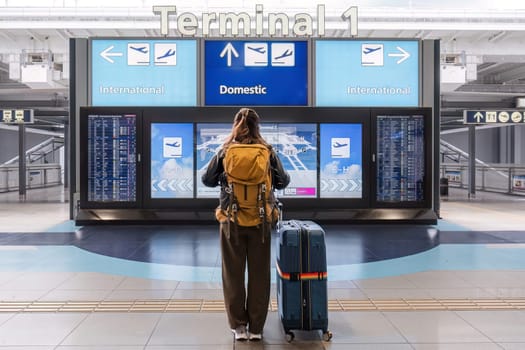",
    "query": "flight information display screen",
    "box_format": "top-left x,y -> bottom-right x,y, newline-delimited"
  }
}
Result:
87,114 -> 137,202
151,123 -> 193,198
376,115 -> 425,202
320,123 -> 363,198
196,123 -> 317,198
